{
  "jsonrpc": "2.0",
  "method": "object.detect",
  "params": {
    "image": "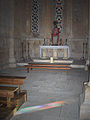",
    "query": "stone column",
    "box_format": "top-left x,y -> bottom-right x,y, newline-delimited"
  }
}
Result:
9,0 -> 16,67
88,0 -> 90,86
88,0 -> 90,61
26,0 -> 31,36
43,0 -> 53,38
66,0 -> 72,38
25,0 -> 31,60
